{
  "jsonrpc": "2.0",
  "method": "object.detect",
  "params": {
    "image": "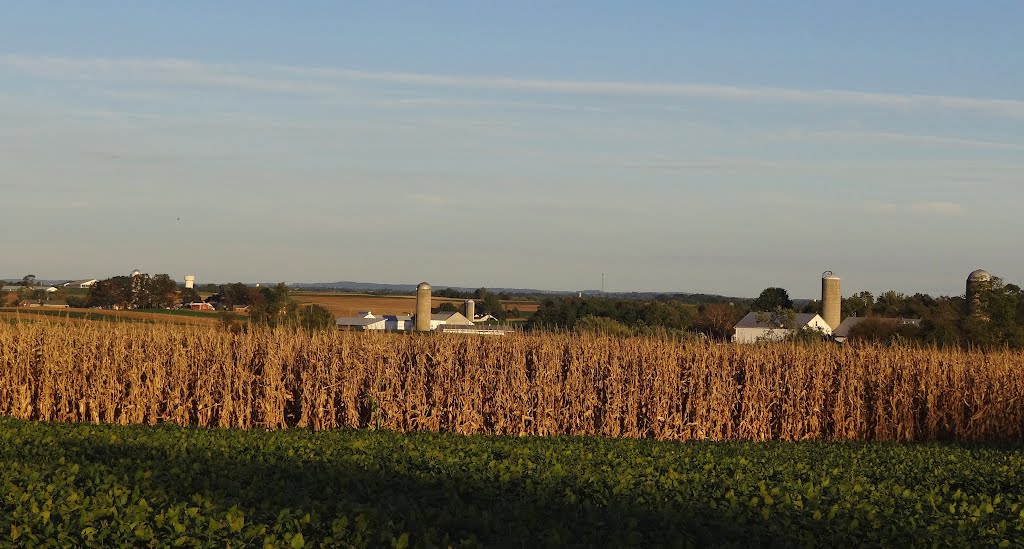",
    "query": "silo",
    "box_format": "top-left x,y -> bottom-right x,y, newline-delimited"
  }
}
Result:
415,282 -> 432,332
967,269 -> 992,318
464,299 -> 475,321
184,275 -> 195,289
821,271 -> 841,330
